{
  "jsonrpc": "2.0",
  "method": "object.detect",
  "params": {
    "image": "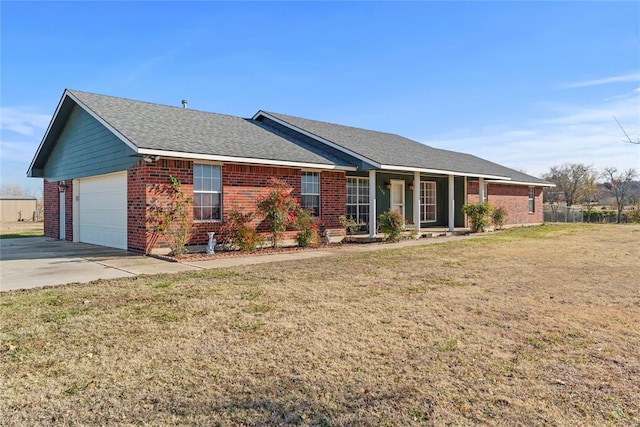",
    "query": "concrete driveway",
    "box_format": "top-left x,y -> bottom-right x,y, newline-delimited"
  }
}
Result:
0,237 -> 195,292
1,233 -> 477,292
